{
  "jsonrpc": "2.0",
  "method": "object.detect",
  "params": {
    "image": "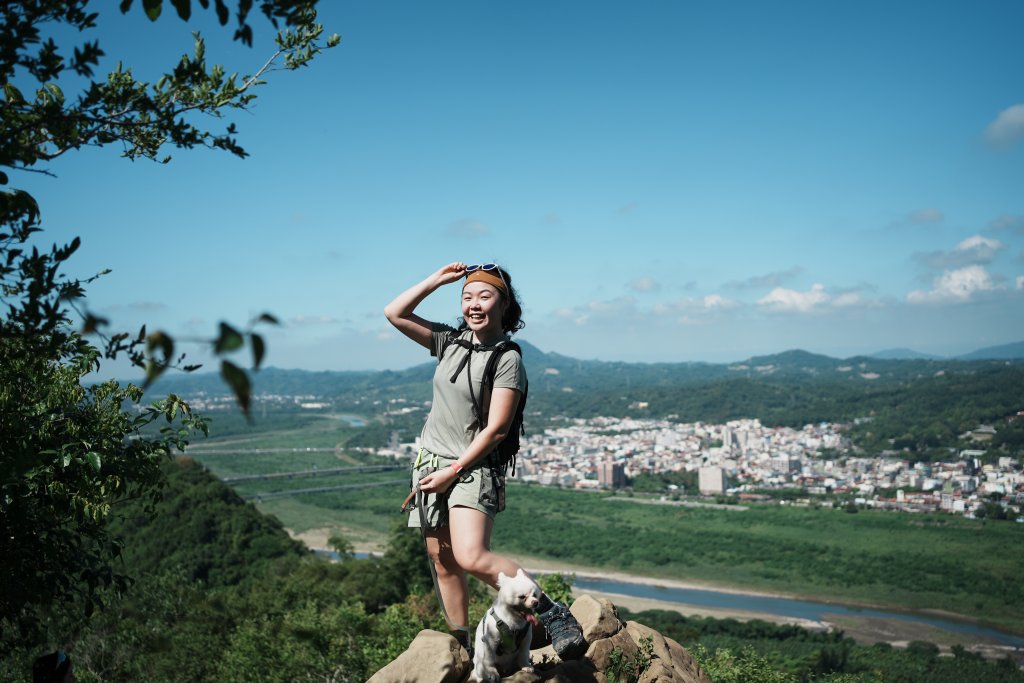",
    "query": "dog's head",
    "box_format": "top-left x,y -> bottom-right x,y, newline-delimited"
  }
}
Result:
496,569 -> 541,613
